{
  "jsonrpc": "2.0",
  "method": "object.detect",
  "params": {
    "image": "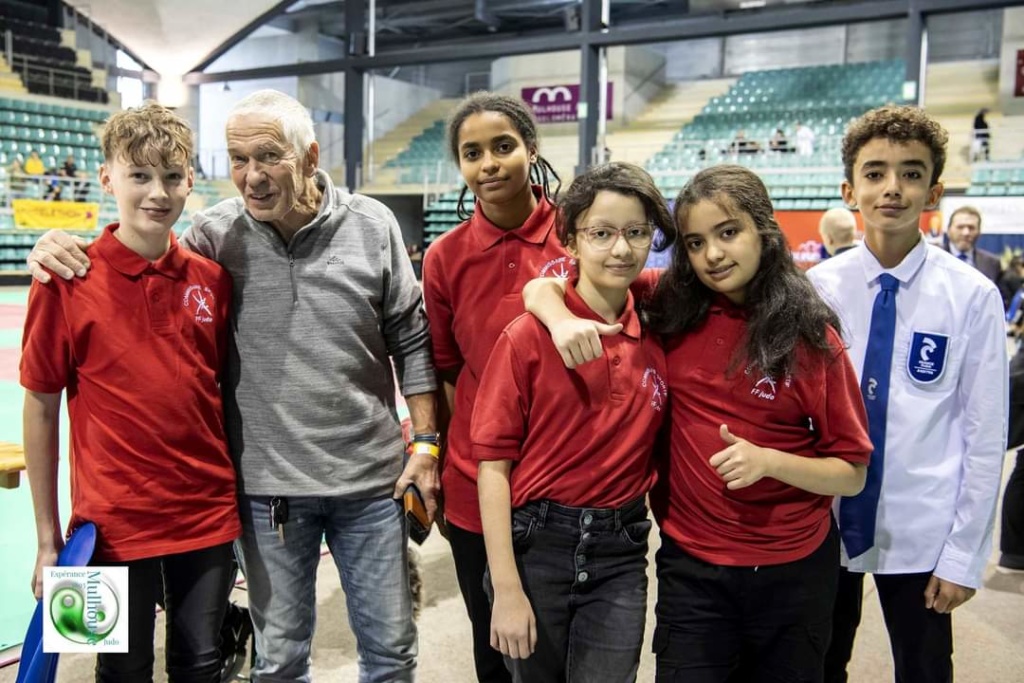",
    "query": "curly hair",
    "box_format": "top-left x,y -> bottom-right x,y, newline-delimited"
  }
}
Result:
100,101 -> 192,167
646,165 -> 840,377
842,105 -> 948,185
556,162 -> 675,252
446,91 -> 560,220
